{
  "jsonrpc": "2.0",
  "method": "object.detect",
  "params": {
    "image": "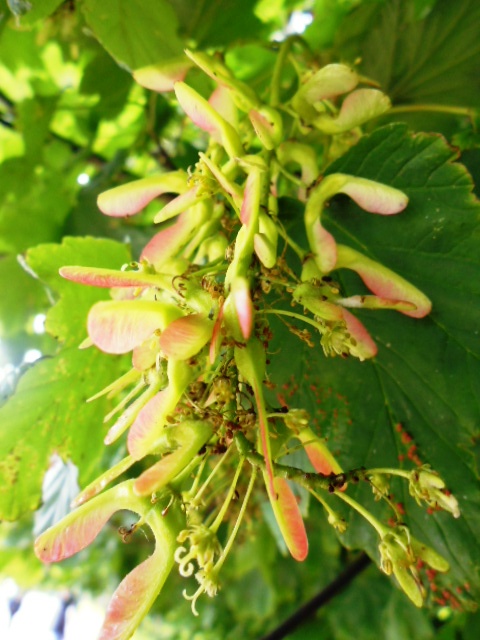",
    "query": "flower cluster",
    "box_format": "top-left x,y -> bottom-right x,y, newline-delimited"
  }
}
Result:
33,45 -> 459,639
409,466 -> 460,518
379,526 -> 449,607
